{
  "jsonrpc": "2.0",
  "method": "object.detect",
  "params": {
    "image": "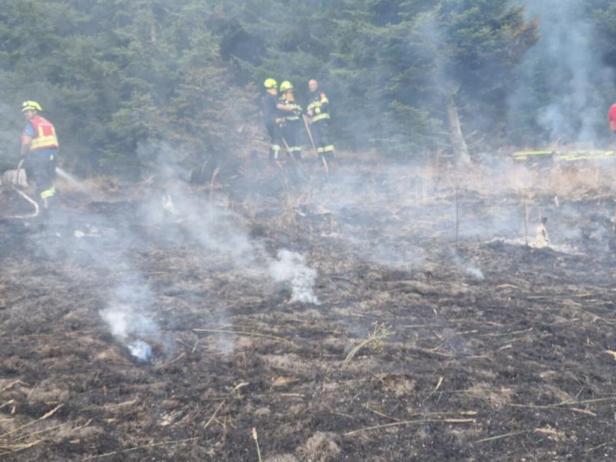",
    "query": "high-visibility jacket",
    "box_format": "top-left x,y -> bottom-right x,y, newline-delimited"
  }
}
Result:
307,91 -> 330,123
27,115 -> 59,151
277,97 -> 302,124
609,104 -> 616,132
